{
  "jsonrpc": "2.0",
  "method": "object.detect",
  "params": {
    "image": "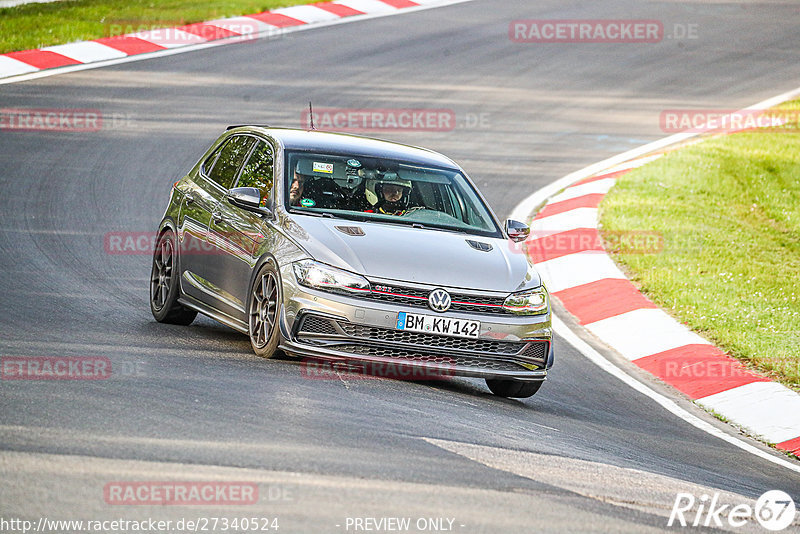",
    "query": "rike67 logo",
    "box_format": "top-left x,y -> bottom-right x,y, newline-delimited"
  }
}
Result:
668,490 -> 796,531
